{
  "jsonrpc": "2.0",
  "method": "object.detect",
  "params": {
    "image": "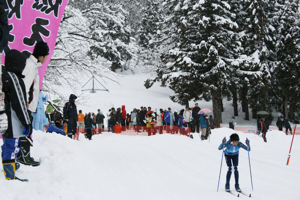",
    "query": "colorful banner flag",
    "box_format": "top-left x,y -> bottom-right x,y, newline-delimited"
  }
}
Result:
3,0 -> 69,89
